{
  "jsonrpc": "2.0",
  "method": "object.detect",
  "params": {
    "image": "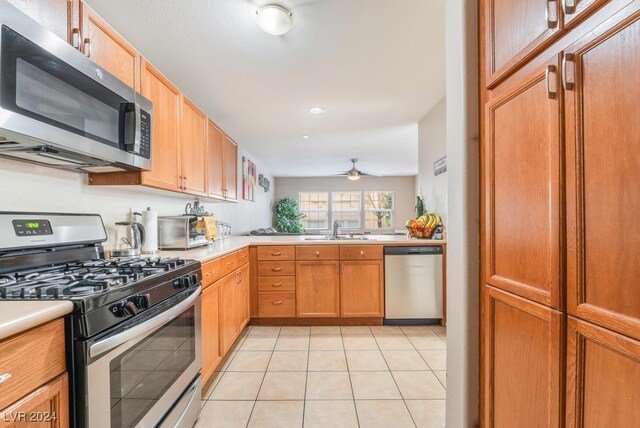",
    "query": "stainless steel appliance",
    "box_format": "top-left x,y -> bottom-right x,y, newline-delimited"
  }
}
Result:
384,246 -> 443,324
0,212 -> 202,428
105,221 -> 146,258
158,216 -> 210,250
0,2 -> 152,172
